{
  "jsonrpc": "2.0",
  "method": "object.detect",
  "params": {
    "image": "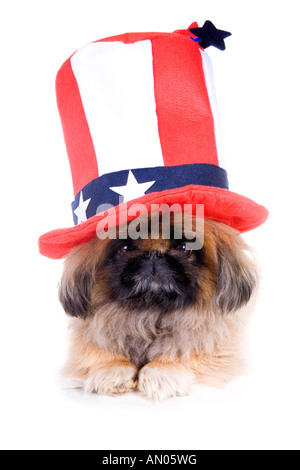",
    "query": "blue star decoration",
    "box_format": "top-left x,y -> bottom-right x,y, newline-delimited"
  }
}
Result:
189,20 -> 231,51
